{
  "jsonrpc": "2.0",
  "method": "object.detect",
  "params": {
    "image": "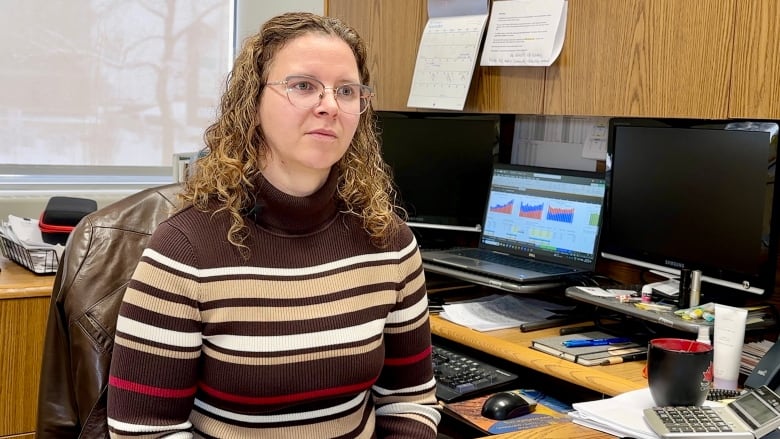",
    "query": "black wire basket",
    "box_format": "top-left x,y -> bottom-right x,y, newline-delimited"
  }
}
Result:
0,234 -> 58,274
